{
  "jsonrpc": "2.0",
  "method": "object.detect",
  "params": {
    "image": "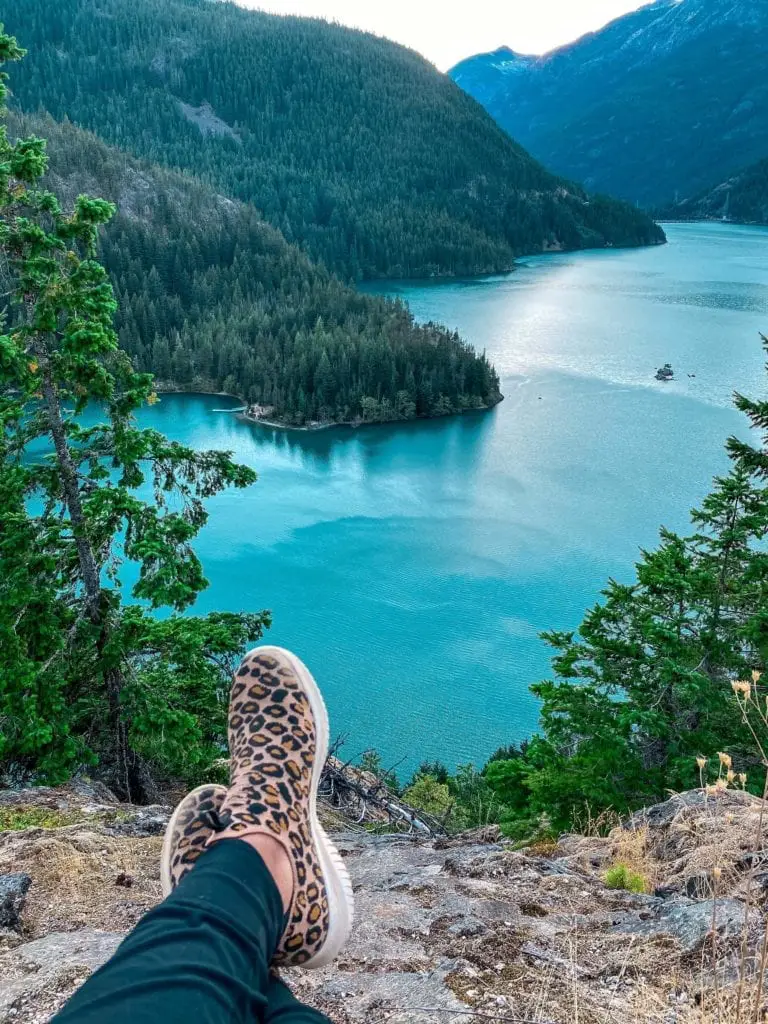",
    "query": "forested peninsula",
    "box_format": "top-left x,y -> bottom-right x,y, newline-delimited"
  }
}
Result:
9,113 -> 501,426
